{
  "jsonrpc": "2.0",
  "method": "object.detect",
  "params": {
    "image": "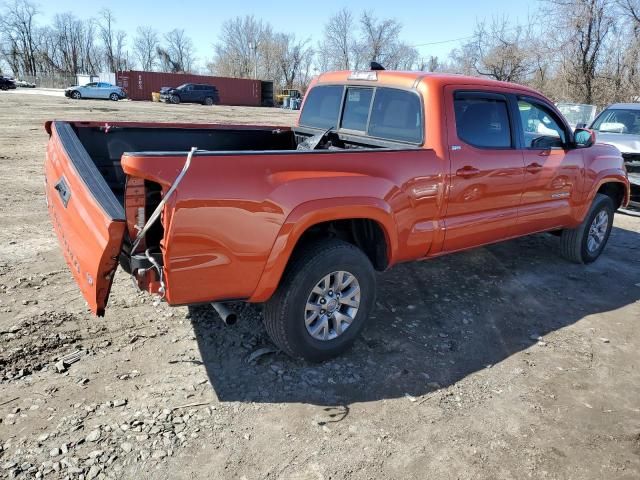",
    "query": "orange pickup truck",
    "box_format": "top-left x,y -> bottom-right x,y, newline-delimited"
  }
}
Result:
44,69 -> 630,361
